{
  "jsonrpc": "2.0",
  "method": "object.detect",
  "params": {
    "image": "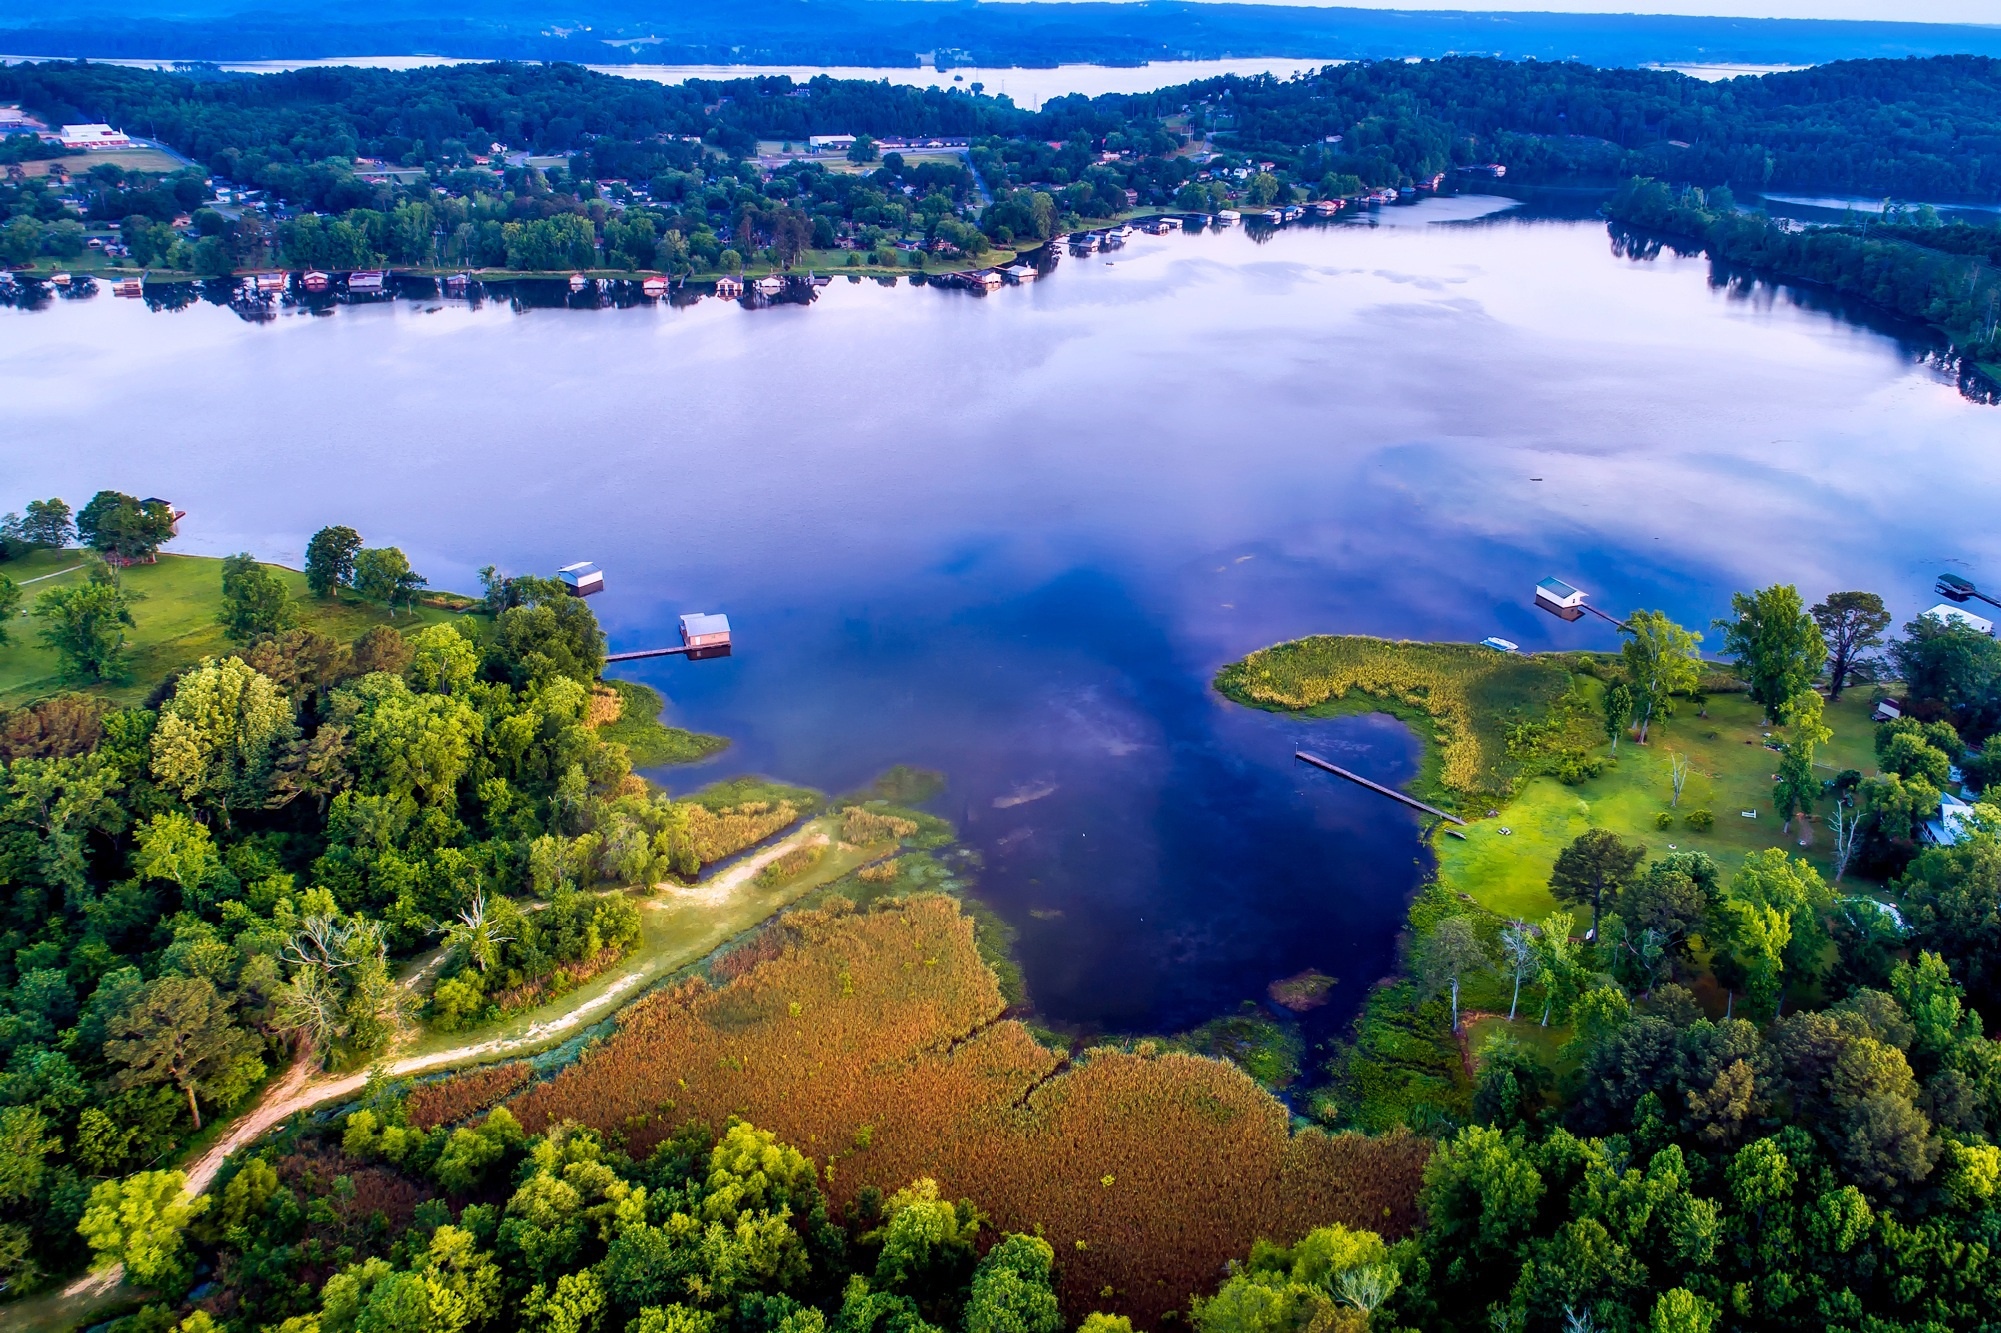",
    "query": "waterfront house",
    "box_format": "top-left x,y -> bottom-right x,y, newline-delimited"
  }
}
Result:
716,275 -> 744,298
680,613 -> 732,649
558,561 -> 605,597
